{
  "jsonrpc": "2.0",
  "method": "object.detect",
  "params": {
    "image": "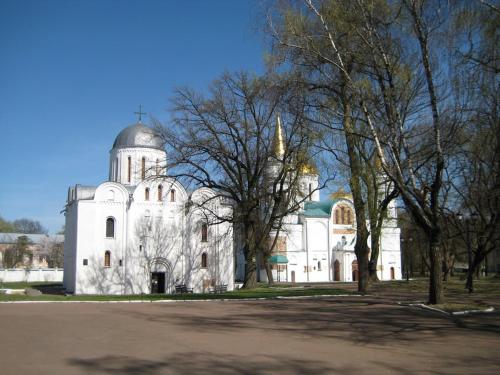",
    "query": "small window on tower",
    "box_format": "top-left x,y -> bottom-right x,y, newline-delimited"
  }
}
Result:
158,185 -> 163,201
83,259 -> 88,266
106,217 -> 115,238
201,252 -> 208,268
145,188 -> 150,201
201,223 -> 208,242
170,189 -> 176,202
347,209 -> 352,224
127,156 -> 132,183
309,183 -> 312,201
141,157 -> 146,180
